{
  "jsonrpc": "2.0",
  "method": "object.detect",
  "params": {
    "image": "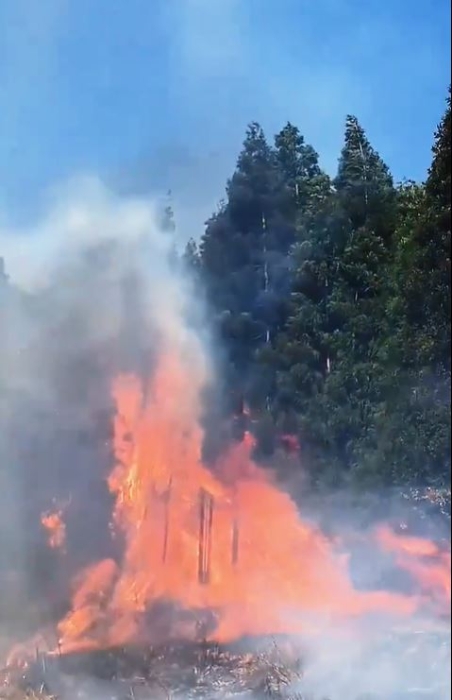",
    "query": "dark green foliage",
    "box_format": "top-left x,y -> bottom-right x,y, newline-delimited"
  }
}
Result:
196,88 -> 451,489
335,115 -> 396,240
199,121 -> 329,420
2,90 -> 450,492
359,90 -> 452,487
397,91 -> 451,372
426,86 -> 451,207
